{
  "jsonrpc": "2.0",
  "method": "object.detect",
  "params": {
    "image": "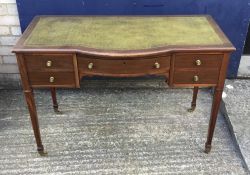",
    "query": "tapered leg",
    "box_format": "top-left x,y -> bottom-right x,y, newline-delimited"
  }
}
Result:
50,87 -> 60,113
205,88 -> 223,153
188,86 -> 199,112
24,90 -> 47,156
